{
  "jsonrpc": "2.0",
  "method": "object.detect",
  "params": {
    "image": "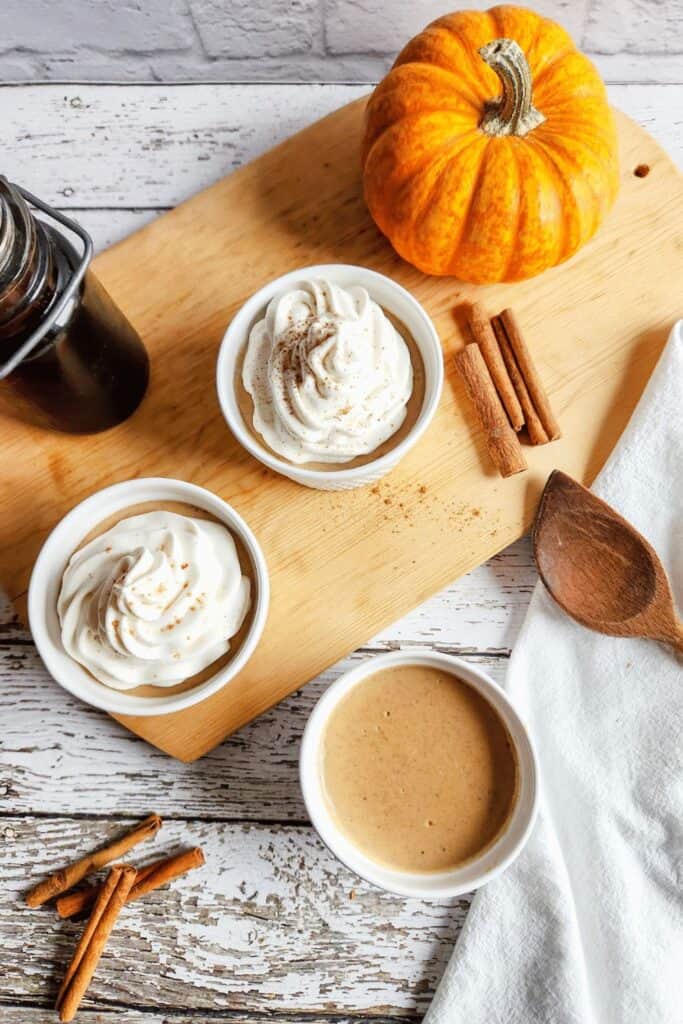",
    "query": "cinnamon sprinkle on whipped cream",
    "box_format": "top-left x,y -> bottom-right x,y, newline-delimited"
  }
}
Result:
242,279 -> 413,464
58,511 -> 250,690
